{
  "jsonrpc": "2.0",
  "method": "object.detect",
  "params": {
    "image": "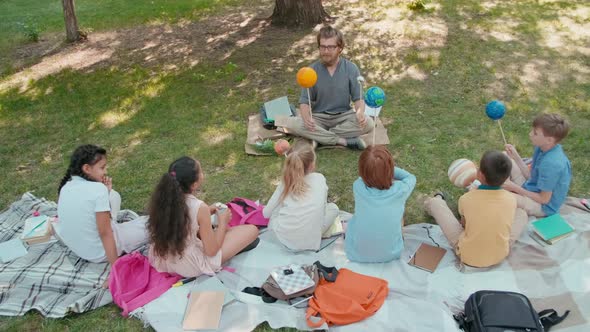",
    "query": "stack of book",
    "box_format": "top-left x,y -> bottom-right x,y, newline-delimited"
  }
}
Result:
530,214 -> 574,245
20,215 -> 52,245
